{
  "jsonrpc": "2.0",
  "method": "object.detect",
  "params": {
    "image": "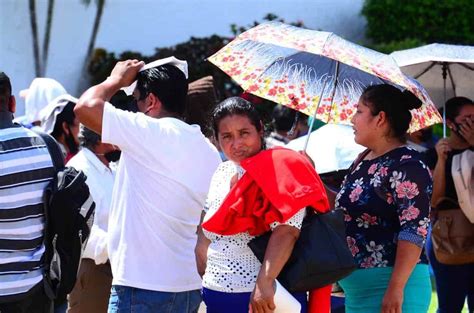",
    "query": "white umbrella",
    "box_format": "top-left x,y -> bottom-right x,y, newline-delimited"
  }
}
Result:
391,43 -> 474,136
285,124 -> 365,174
